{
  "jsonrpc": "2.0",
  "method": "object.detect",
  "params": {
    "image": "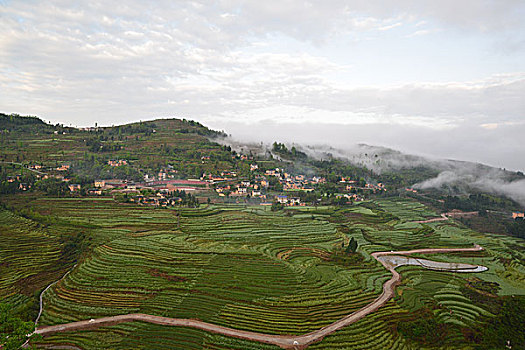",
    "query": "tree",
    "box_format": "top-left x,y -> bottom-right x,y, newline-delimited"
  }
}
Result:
271,201 -> 284,211
0,303 -> 39,349
35,178 -> 69,196
346,237 -> 358,254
